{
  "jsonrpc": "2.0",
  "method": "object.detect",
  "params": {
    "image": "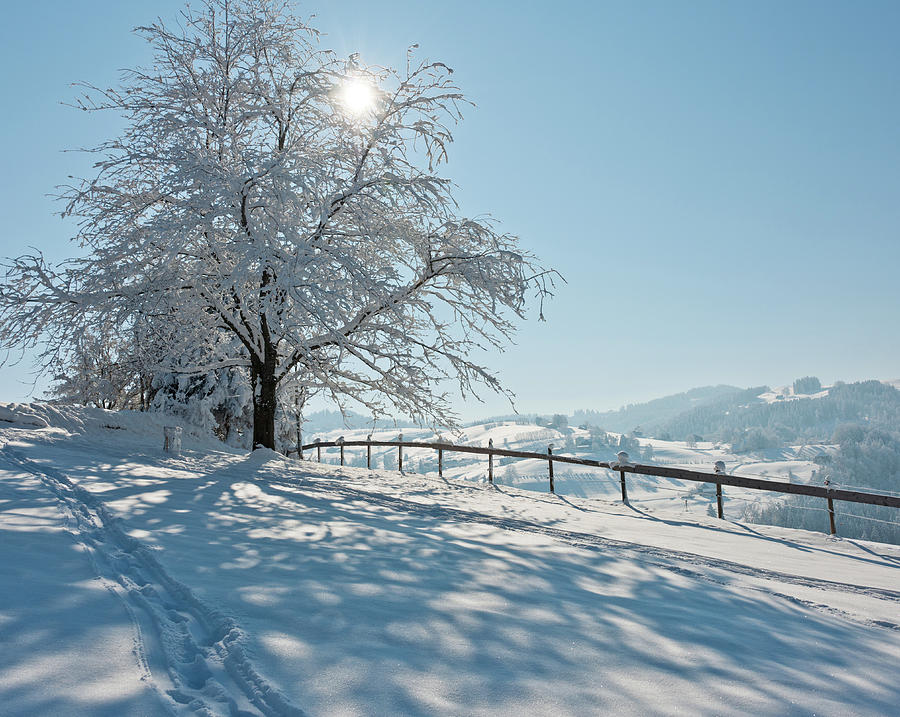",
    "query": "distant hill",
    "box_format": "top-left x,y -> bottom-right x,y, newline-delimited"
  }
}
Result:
571,385 -> 745,433
572,379 -> 900,446
569,378 -> 900,543
302,409 -> 374,435
659,380 -> 900,444
308,379 -> 900,448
